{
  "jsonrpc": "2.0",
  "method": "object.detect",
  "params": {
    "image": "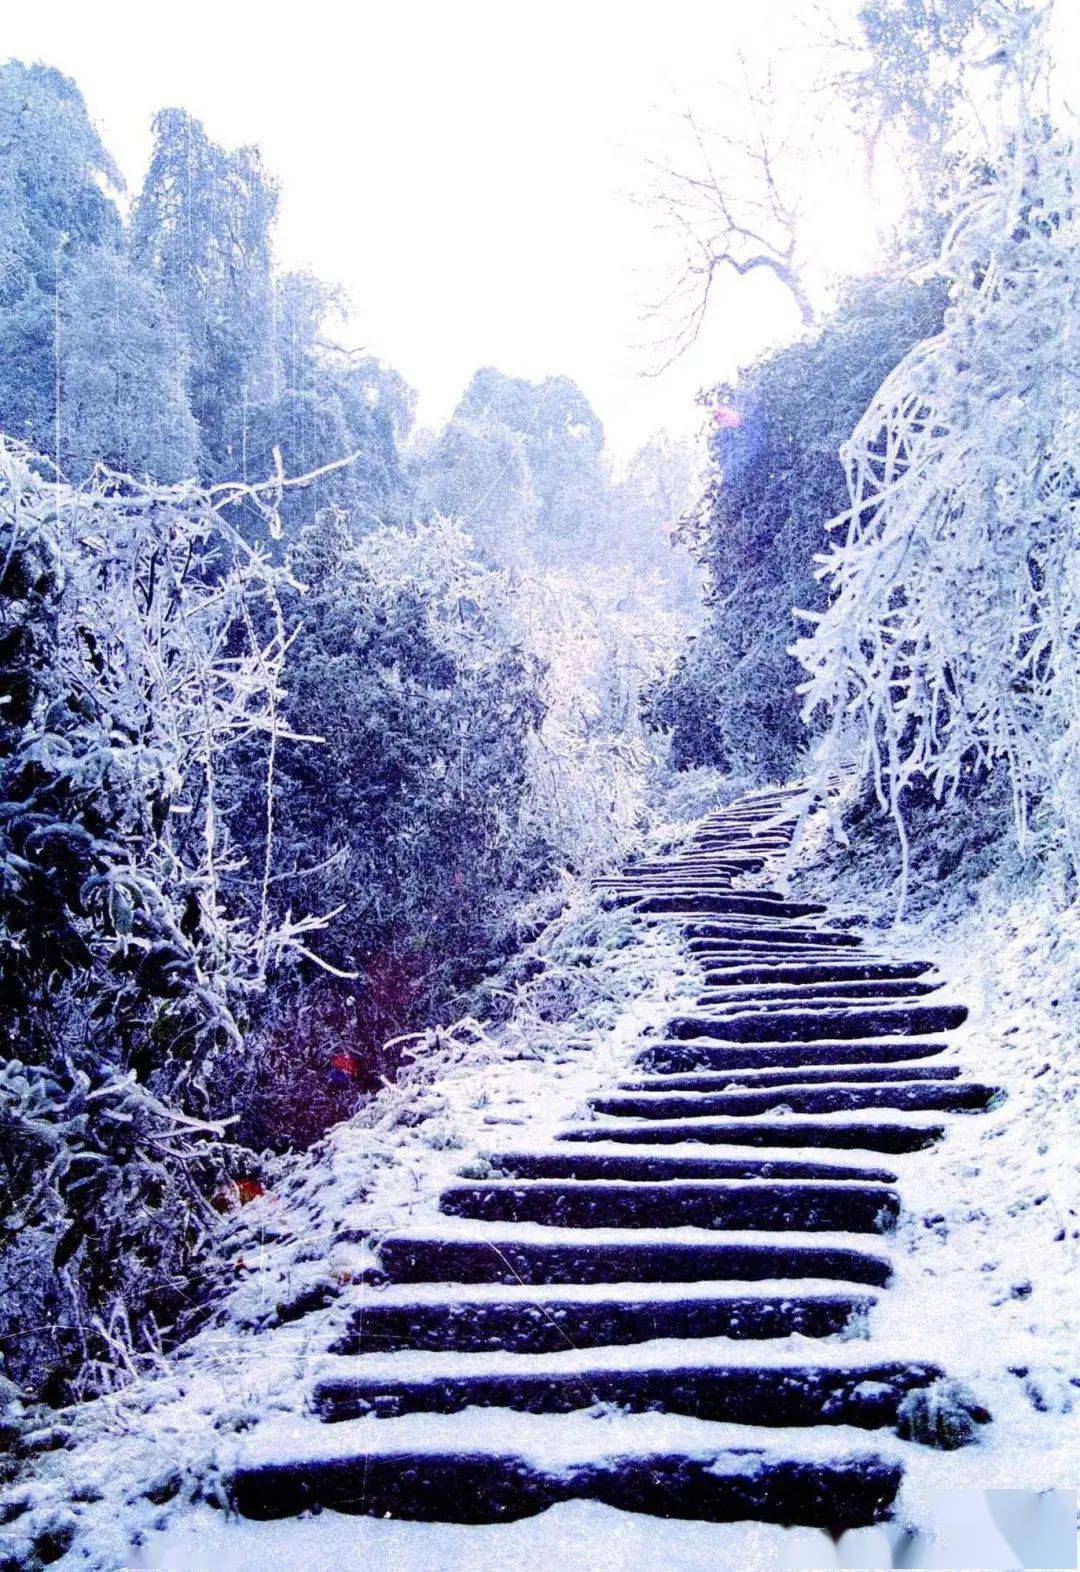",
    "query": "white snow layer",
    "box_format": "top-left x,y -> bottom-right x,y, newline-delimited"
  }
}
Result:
2,814 -> 1078,1569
